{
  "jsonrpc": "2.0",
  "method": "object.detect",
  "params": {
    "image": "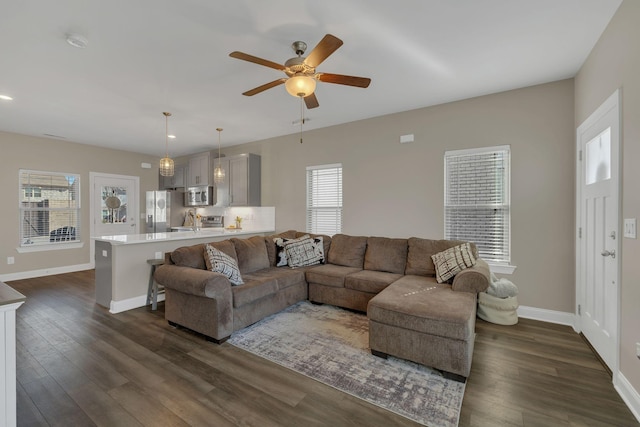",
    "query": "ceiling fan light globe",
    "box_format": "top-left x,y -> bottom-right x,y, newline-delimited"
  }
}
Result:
285,75 -> 316,98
